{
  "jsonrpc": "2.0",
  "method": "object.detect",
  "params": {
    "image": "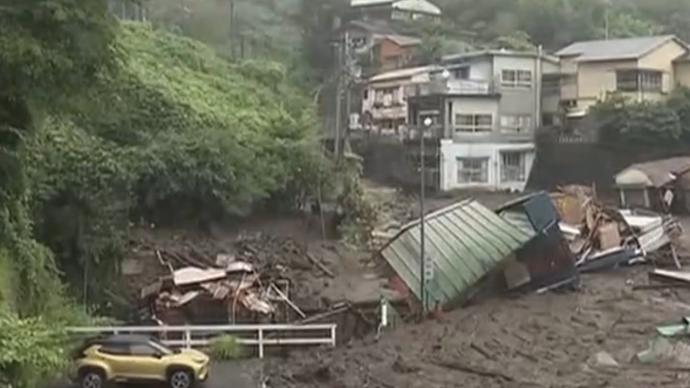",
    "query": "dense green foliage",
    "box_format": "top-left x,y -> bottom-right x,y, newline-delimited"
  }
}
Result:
0,4 -> 114,383
0,312 -> 69,388
0,0 -> 115,316
25,22 -> 325,303
592,89 -> 690,145
434,0 -> 688,51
